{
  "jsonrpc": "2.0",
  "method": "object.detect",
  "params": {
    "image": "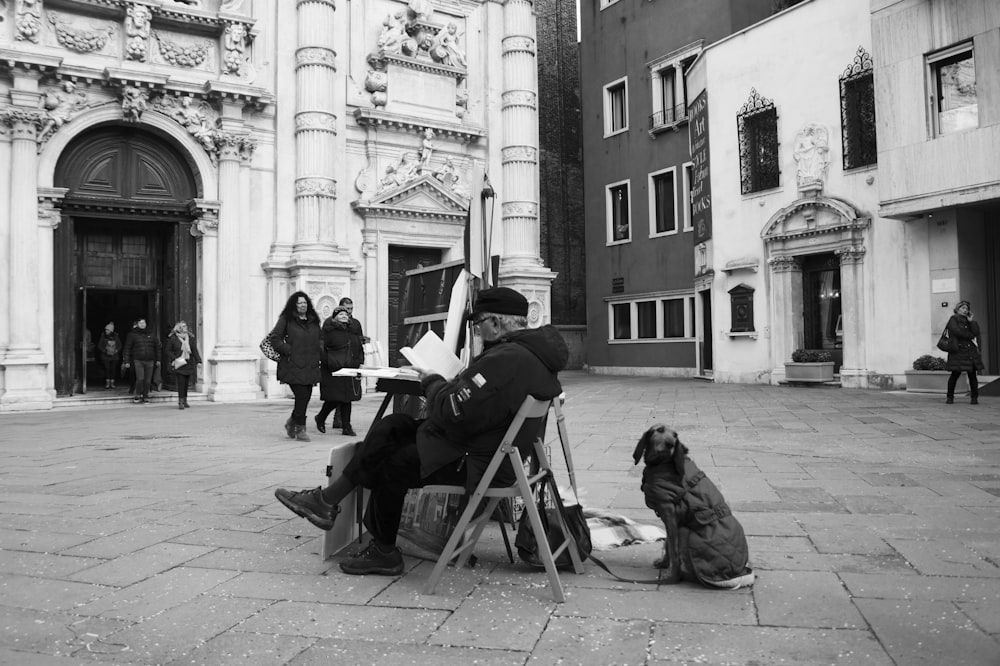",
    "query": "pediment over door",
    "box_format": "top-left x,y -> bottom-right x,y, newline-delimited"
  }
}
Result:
352,174 -> 469,224
761,195 -> 870,255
